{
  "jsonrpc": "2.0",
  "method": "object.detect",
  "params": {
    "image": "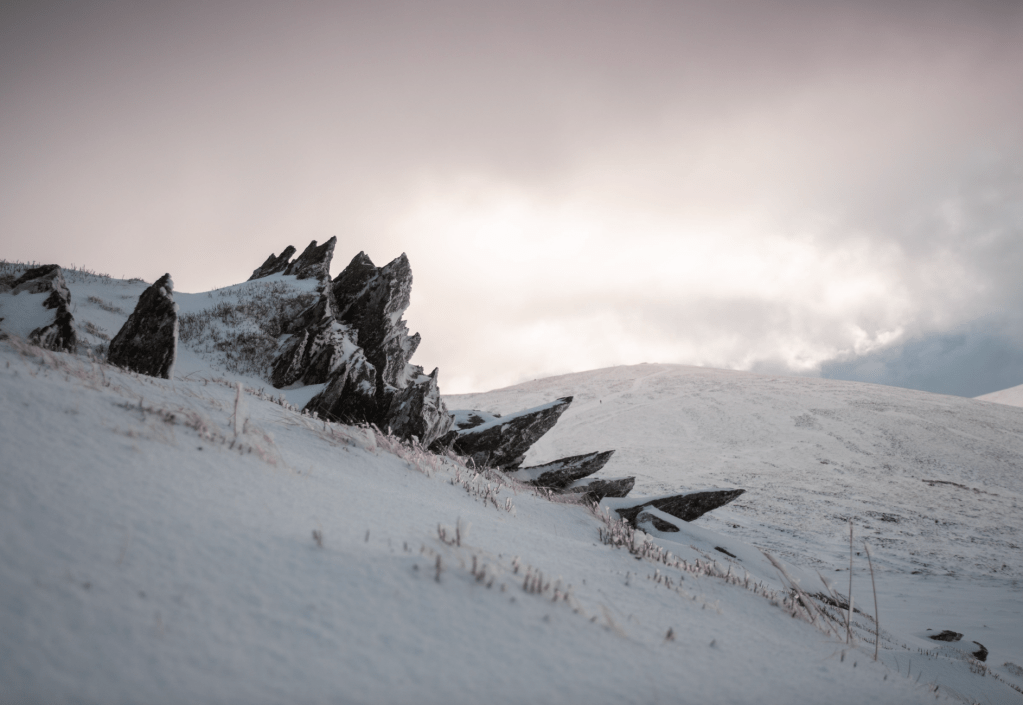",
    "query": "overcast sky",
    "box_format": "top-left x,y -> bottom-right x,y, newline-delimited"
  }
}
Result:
3,0 -> 1022,395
